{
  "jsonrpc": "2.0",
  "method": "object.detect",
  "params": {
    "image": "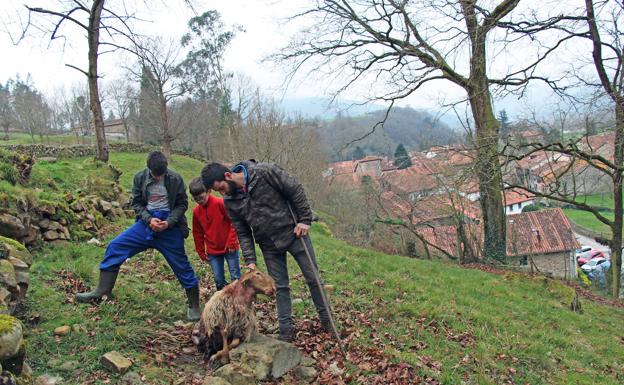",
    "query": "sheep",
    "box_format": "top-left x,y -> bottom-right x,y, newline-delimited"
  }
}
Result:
191,268 -> 276,366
